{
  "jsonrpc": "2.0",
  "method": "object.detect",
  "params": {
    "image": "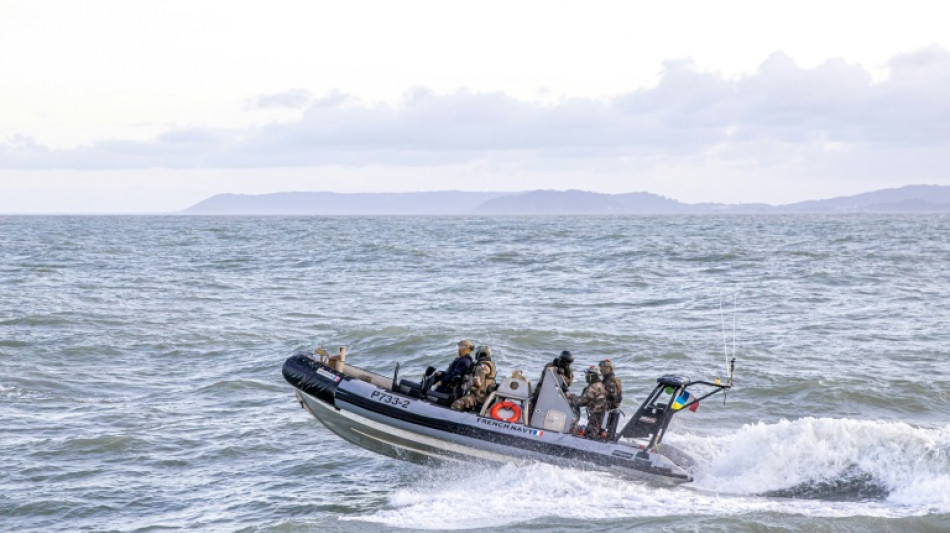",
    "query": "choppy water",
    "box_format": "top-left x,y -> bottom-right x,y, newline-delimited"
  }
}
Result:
1,215 -> 949,532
